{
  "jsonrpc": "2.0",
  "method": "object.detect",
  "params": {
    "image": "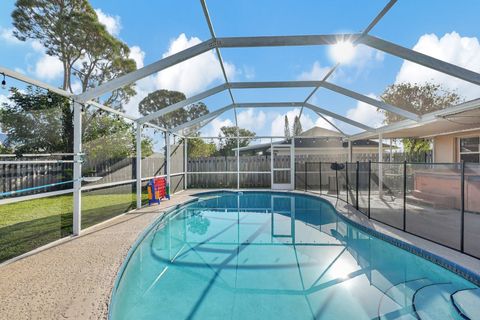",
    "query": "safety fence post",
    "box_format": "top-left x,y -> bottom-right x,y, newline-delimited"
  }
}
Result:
403,160 -> 407,231
319,162 -> 322,195
368,160 -> 371,218
345,161 -> 349,204
335,161 -> 339,200
305,162 -> 308,192
461,160 -> 465,252
356,161 -> 359,210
